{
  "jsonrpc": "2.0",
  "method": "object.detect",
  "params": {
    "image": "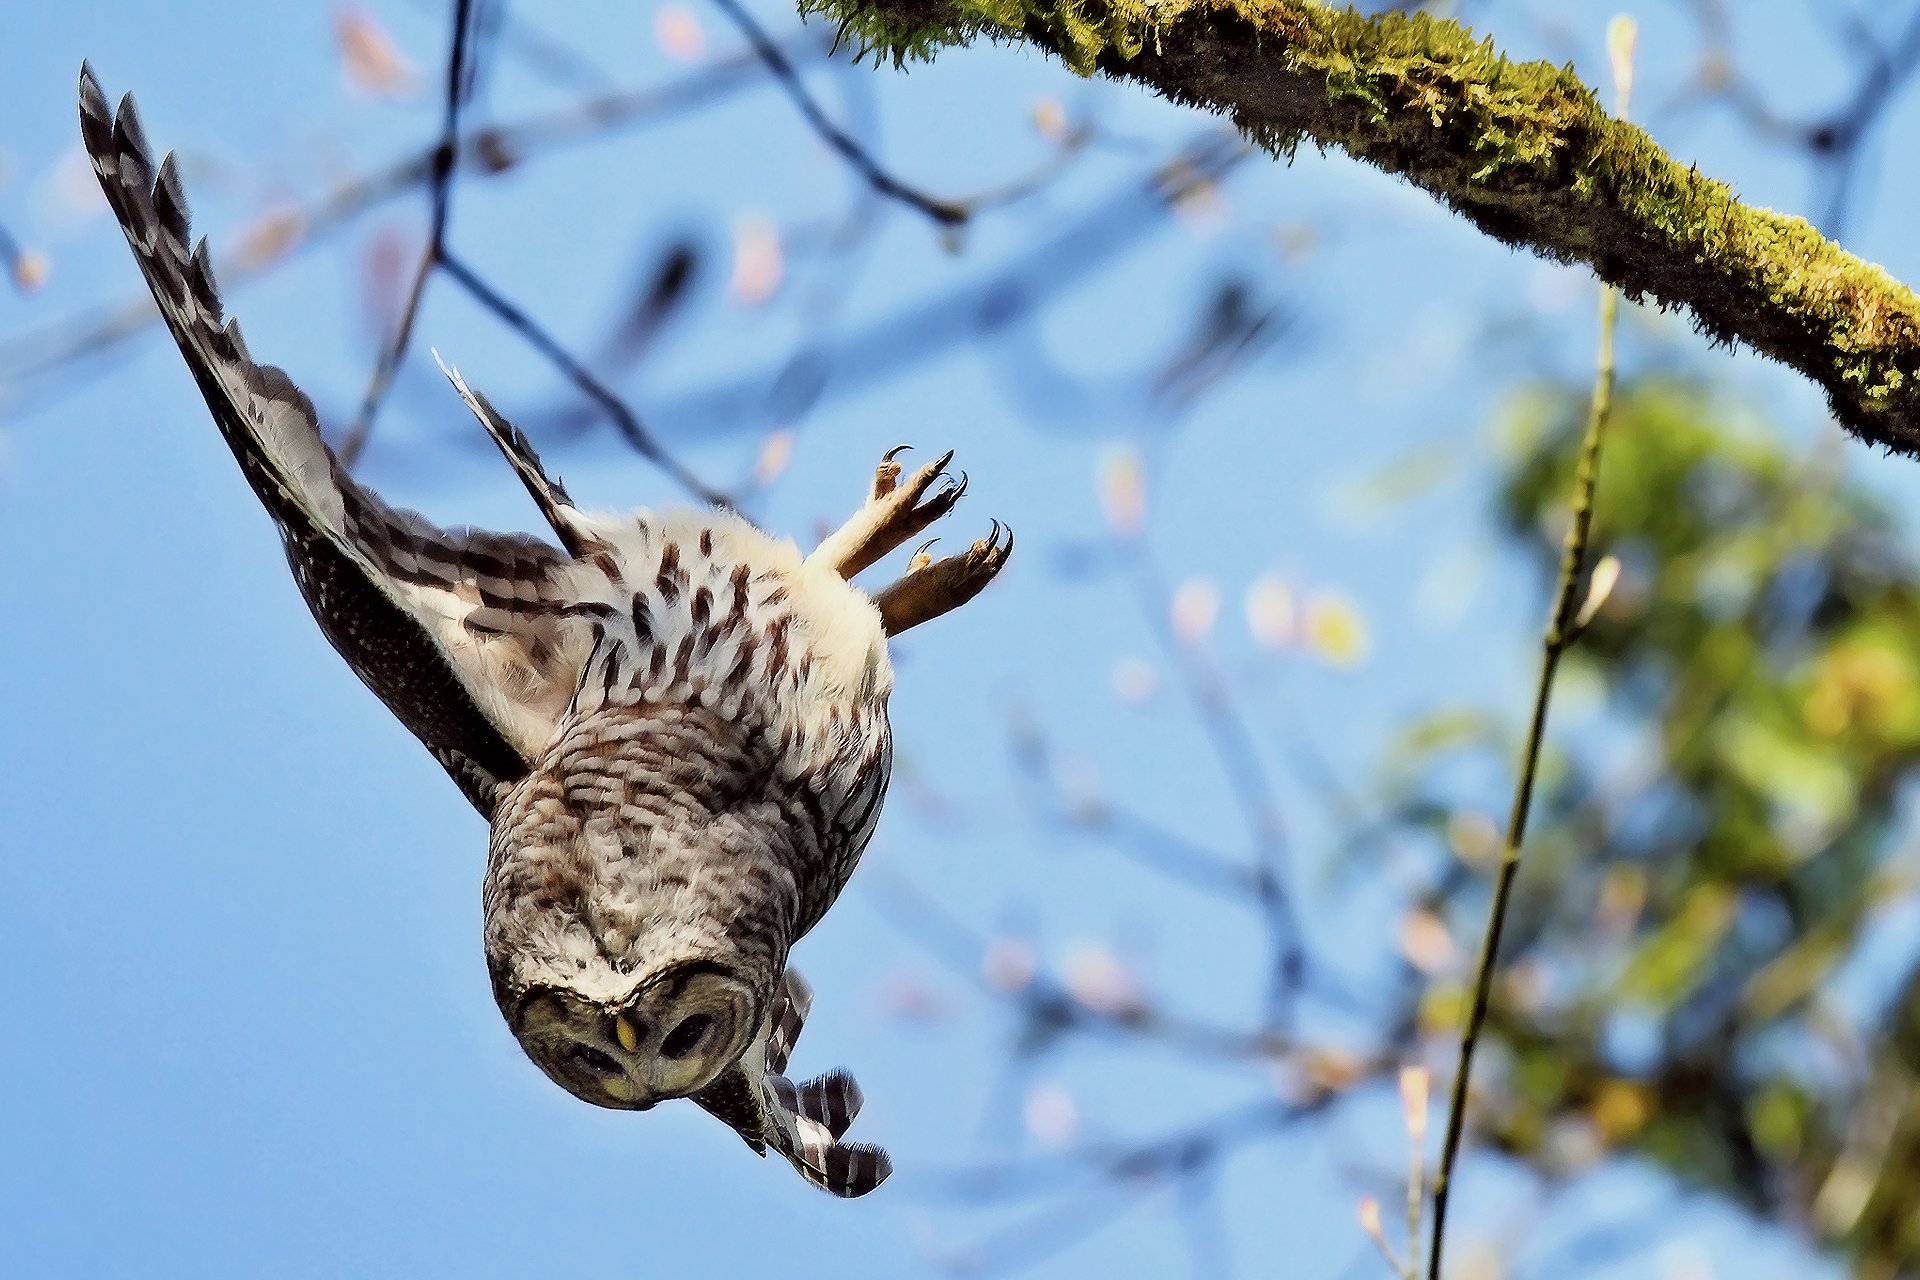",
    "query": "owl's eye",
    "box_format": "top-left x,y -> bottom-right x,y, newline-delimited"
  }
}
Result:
660,1013 -> 717,1060
563,1042 -> 623,1078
